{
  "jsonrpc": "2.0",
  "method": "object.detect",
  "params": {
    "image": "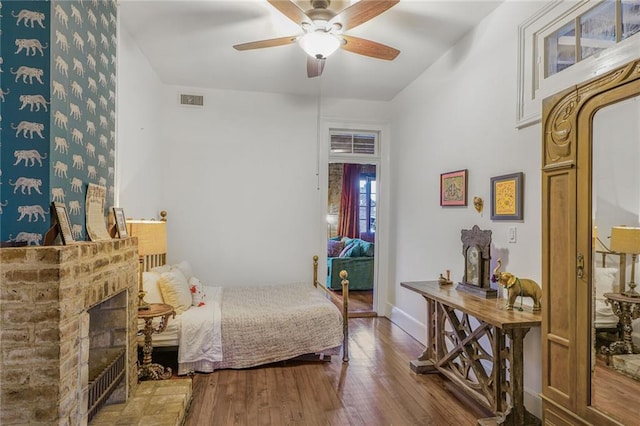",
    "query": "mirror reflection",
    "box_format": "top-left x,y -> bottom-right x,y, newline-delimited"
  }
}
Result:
591,95 -> 640,424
